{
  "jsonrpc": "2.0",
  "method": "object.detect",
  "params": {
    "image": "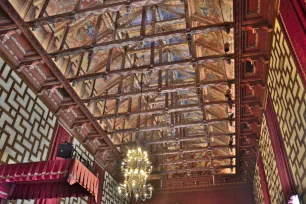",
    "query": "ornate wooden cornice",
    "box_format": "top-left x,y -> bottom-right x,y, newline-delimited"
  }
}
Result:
0,0 -> 122,160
